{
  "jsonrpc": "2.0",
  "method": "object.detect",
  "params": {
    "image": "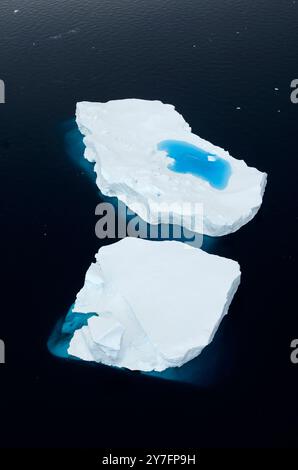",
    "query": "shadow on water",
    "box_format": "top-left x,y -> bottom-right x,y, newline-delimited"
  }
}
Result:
48,120 -> 230,387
